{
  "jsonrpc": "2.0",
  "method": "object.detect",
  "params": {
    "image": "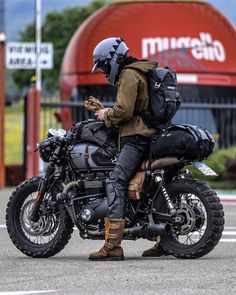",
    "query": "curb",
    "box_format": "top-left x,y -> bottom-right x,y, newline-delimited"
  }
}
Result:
217,192 -> 236,203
